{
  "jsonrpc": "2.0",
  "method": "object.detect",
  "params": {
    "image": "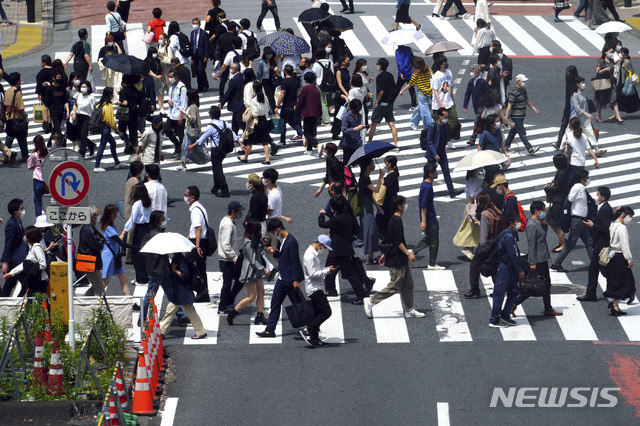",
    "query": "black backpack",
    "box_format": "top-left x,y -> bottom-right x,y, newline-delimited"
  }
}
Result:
73,41 -> 85,64
211,122 -> 235,155
231,49 -> 243,64
177,32 -> 192,58
88,104 -> 105,135
420,123 -> 436,150
240,32 -> 260,60
319,61 -> 337,93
